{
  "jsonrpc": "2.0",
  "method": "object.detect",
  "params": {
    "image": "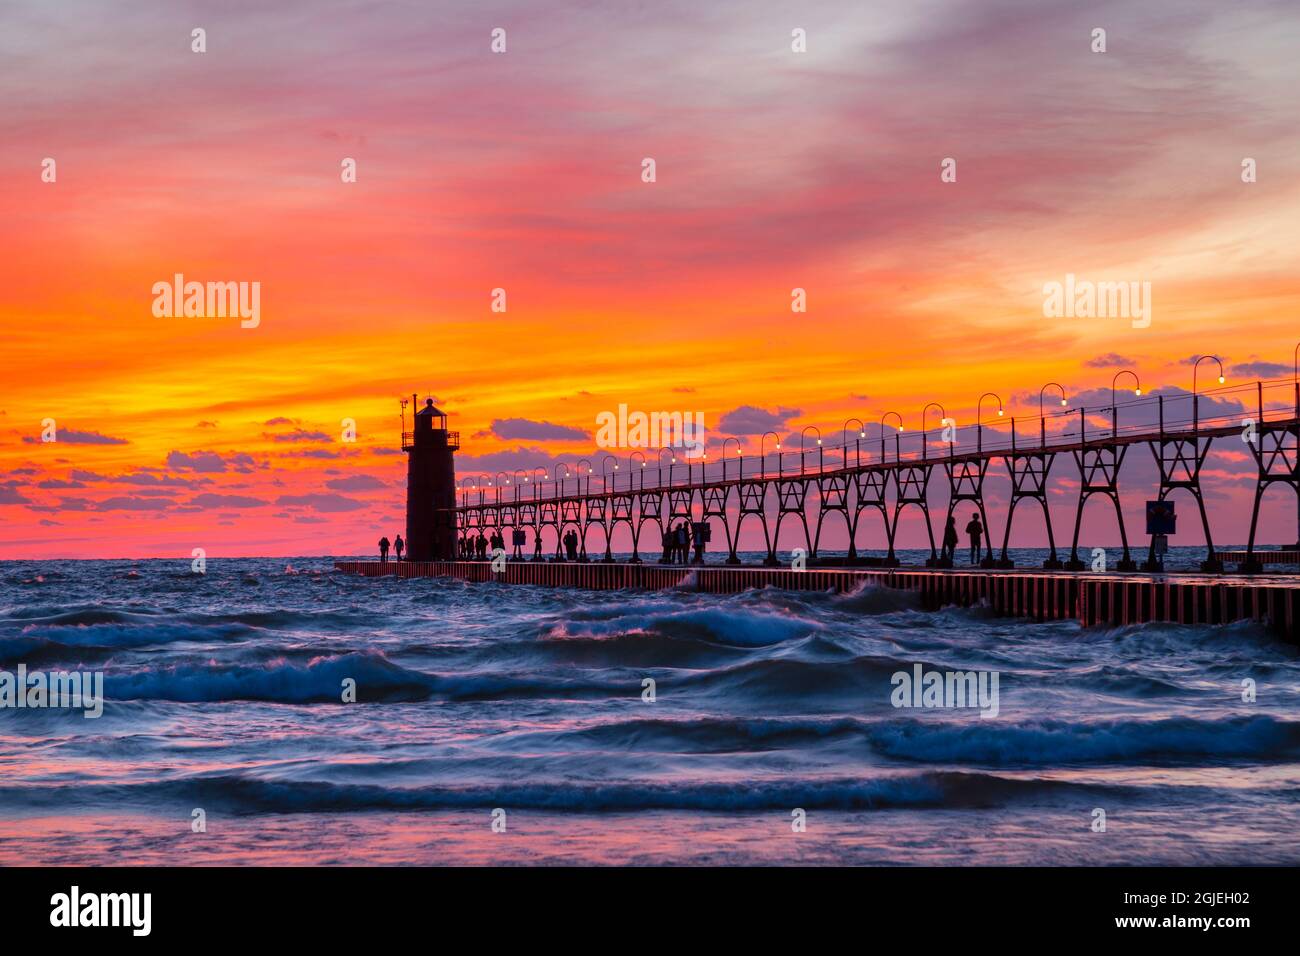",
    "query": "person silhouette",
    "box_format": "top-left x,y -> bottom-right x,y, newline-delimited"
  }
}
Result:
394,535 -> 404,561
965,513 -> 984,565
378,536 -> 390,564
941,517 -> 958,563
